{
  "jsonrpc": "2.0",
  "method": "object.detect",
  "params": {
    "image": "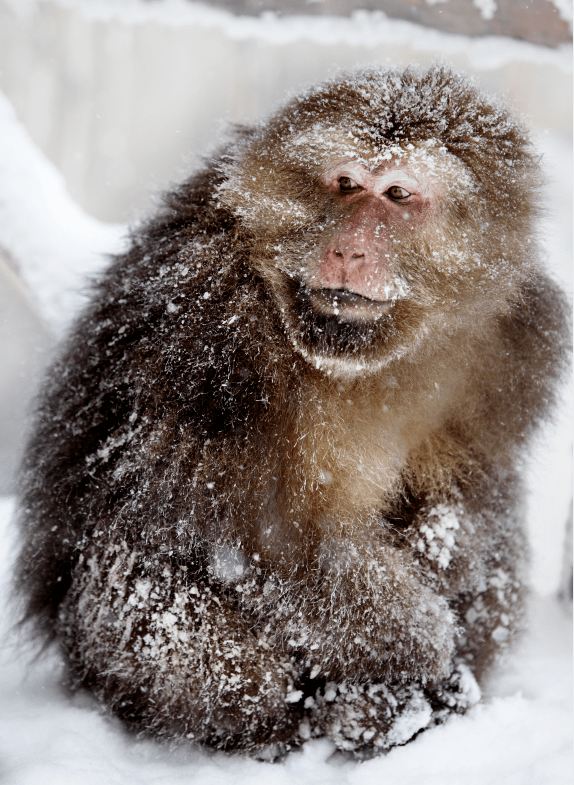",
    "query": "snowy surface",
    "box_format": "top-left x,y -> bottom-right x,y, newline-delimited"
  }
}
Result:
550,0 -> 573,25
0,498 -> 571,785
